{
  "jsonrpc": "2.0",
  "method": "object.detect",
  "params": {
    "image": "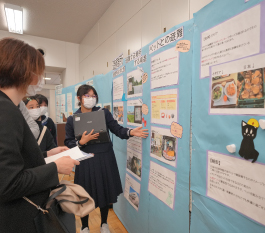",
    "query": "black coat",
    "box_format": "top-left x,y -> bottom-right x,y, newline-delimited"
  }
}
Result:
36,121 -> 56,153
0,91 -> 59,233
64,107 -> 130,208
